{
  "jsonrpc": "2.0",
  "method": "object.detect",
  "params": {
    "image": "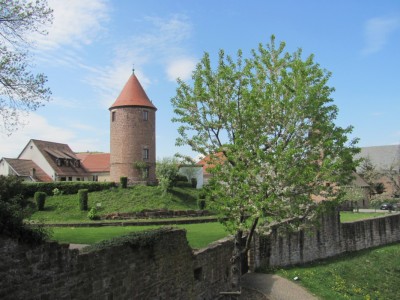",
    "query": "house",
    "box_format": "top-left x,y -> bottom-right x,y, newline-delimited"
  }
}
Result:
0,139 -> 91,182
356,145 -> 400,197
76,153 -> 110,182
